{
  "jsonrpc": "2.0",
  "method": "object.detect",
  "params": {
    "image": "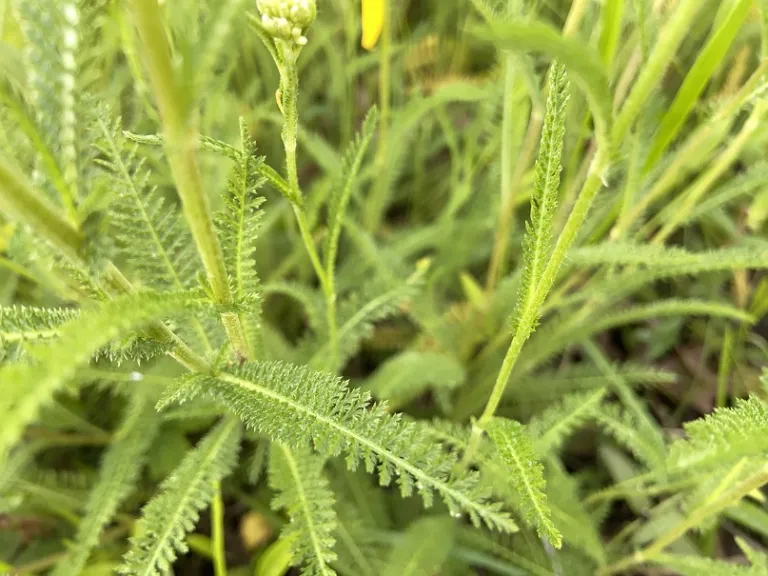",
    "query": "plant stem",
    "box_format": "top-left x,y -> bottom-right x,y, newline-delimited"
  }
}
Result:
211,481 -> 228,576
0,151 -> 210,372
612,0 -> 704,144
0,156 -> 83,264
598,463 -> 768,575
276,46 -> 339,370
131,0 -> 251,361
465,147 -> 610,463
649,100 -> 767,244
